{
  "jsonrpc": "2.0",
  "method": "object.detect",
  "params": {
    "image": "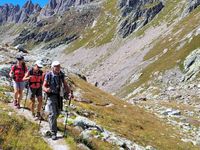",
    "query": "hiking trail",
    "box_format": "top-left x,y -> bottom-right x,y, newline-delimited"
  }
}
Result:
8,102 -> 70,150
